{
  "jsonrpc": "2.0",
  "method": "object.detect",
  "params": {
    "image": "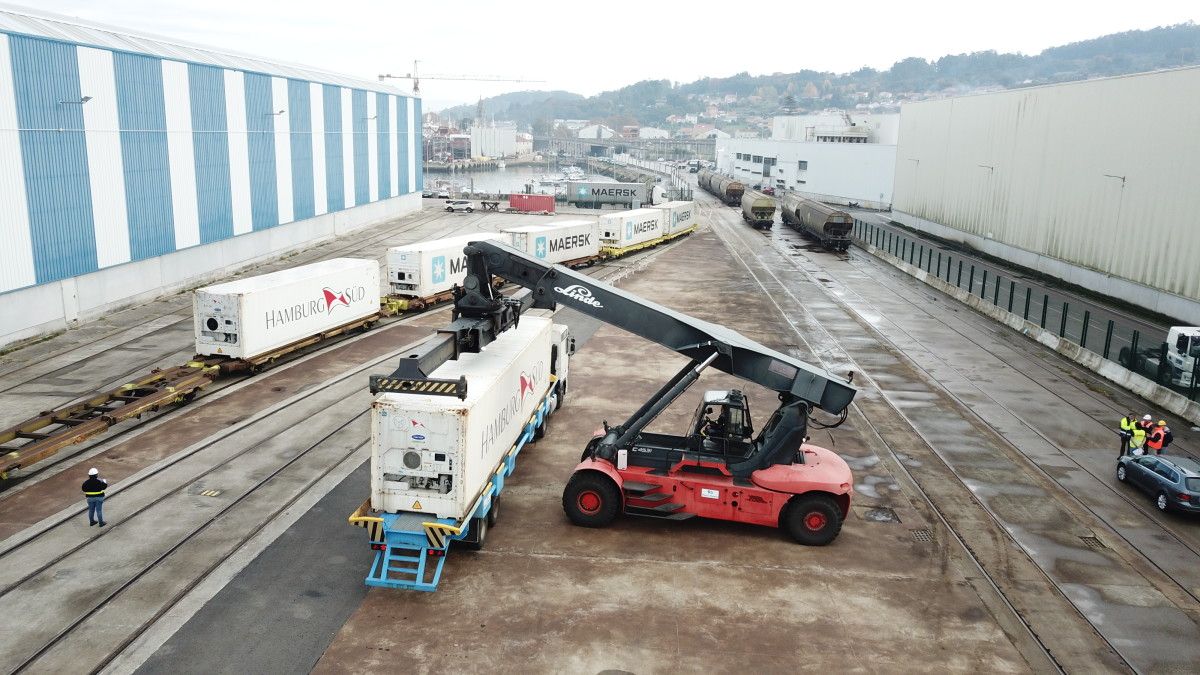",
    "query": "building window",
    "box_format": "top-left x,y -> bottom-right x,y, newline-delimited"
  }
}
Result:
752,155 -> 762,163
797,179 -> 806,184
764,157 -> 776,167
798,160 -> 808,171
